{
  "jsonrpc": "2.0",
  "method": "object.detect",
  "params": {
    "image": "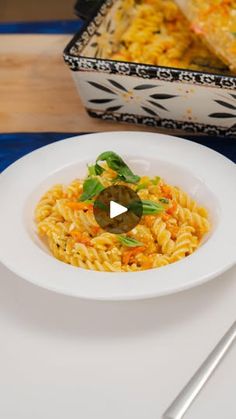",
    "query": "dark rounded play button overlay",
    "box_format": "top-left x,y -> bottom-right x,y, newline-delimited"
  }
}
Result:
94,185 -> 143,234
